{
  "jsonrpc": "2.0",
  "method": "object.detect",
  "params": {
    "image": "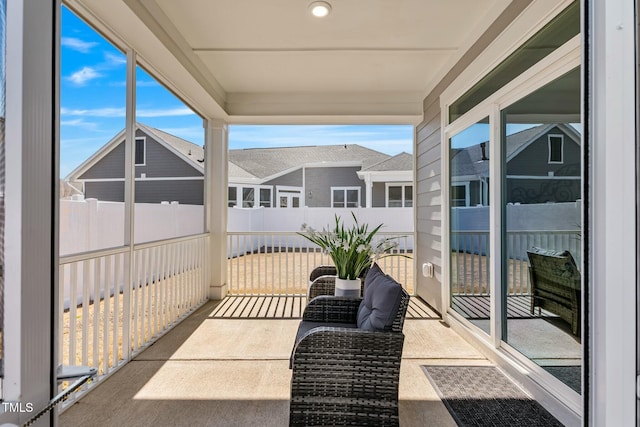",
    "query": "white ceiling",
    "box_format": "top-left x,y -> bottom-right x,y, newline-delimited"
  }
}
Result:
67,0 -> 512,123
